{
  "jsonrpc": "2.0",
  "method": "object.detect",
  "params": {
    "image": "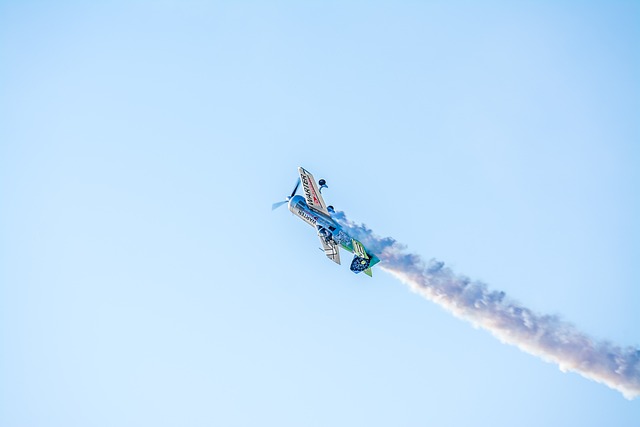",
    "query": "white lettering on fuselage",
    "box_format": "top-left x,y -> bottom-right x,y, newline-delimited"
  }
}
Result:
297,209 -> 317,225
